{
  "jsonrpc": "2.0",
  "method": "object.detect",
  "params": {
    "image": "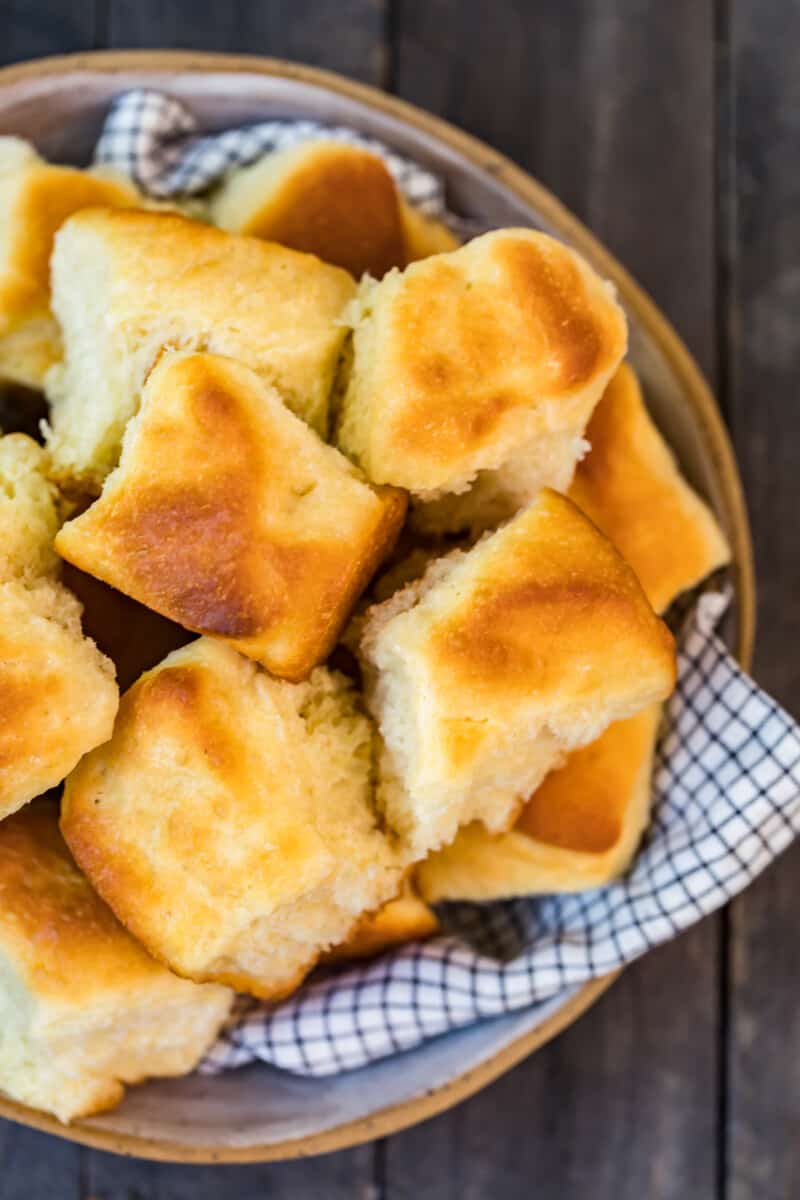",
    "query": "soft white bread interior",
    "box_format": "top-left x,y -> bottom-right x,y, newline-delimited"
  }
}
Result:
0,433 -> 118,821
417,705 -> 662,901
358,489 -> 676,859
335,228 -> 627,535
569,362 -> 731,612
44,208 -> 356,491
0,801 -> 232,1123
61,639 -> 404,1000
211,140 -> 407,278
0,430 -> 61,582
0,138 -> 139,389
54,351 -> 406,681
